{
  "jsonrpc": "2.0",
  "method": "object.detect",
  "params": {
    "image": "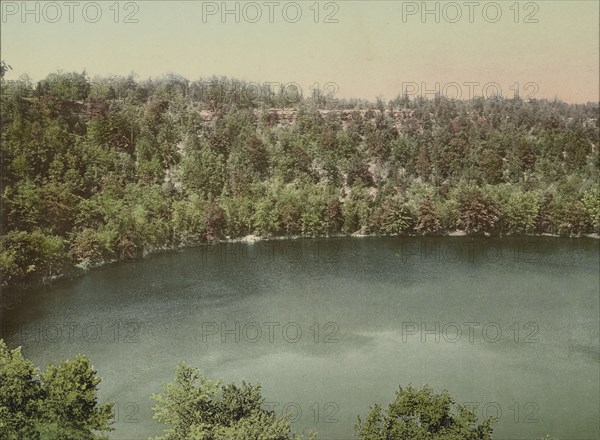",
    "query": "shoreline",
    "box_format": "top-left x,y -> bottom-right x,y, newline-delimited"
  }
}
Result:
1,231 -> 598,295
